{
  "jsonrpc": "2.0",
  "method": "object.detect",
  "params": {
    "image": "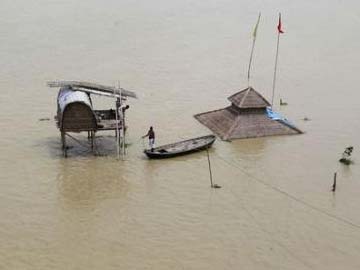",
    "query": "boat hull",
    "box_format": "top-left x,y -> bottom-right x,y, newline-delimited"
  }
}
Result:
144,135 -> 216,159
